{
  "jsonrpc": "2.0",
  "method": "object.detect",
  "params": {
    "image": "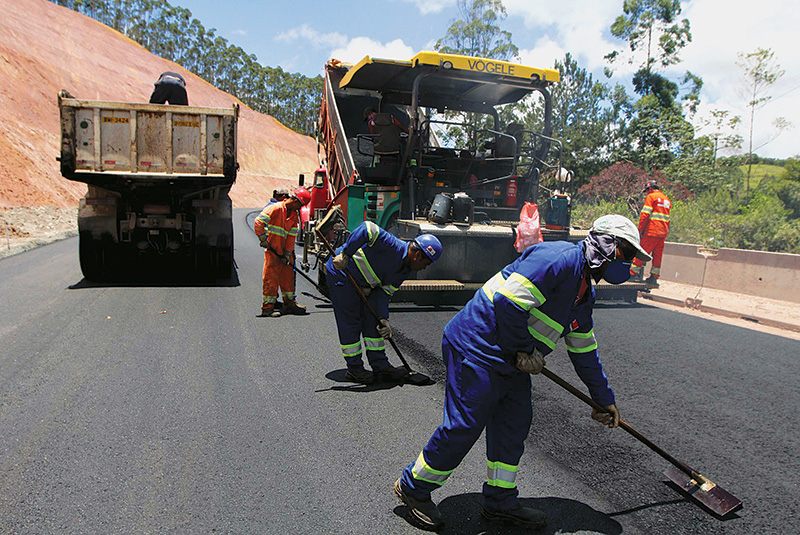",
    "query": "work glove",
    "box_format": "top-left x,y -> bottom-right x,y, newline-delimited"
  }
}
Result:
360,286 -> 372,297
333,252 -> 349,270
516,349 -> 545,375
280,251 -> 292,265
592,404 -> 620,429
258,234 -> 269,248
377,318 -> 392,339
